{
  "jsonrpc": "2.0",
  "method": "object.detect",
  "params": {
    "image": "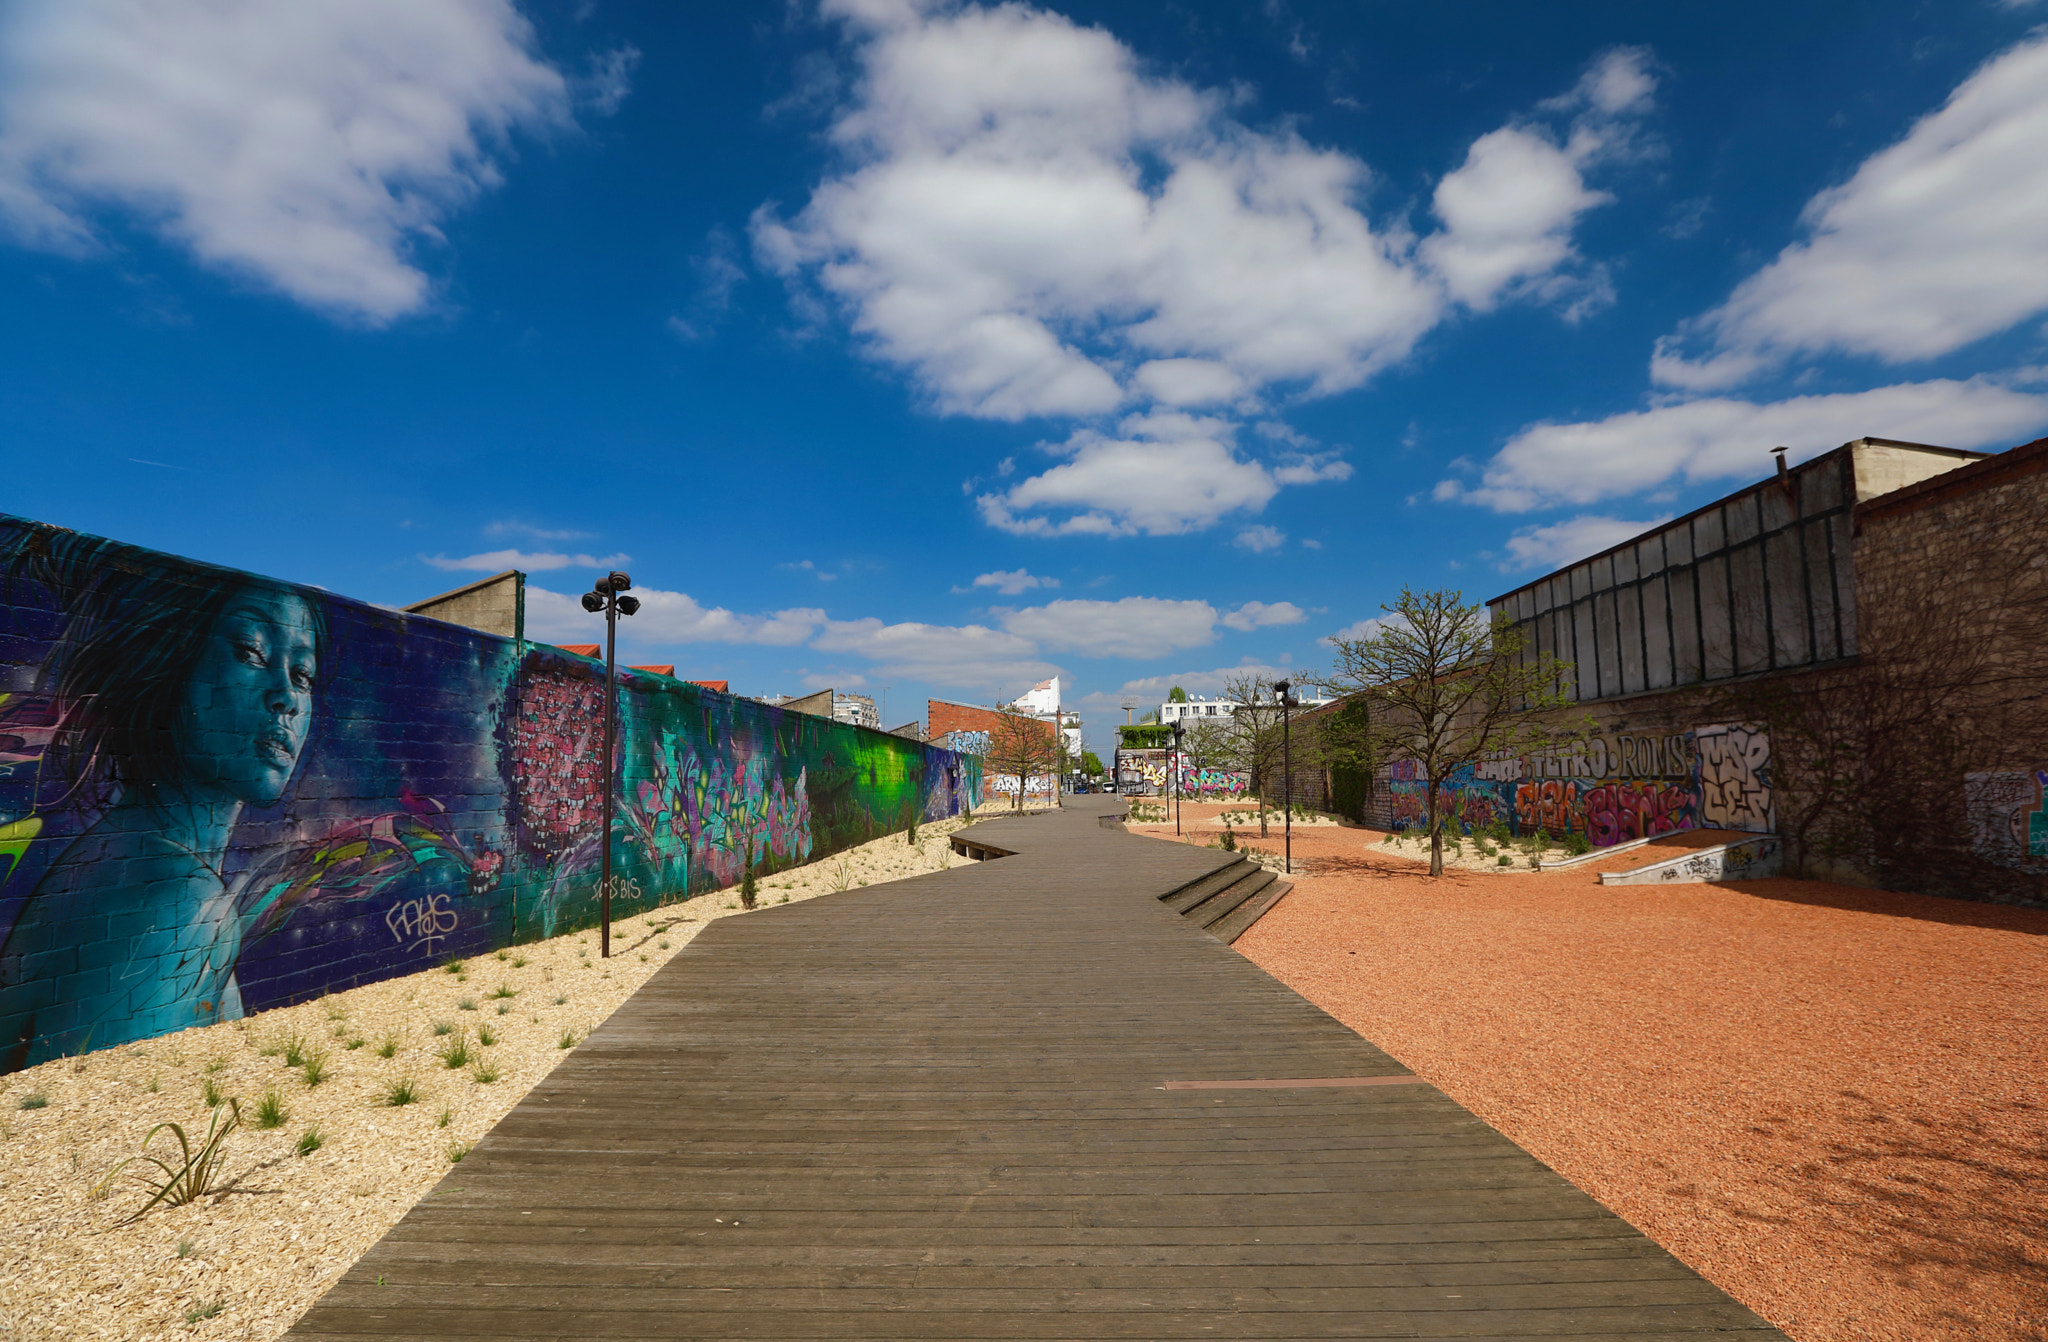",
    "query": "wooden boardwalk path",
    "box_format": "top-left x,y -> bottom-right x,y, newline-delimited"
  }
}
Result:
288,799 -> 1785,1340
